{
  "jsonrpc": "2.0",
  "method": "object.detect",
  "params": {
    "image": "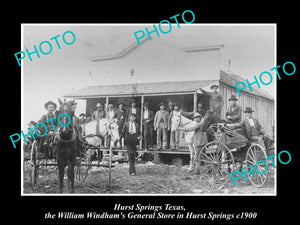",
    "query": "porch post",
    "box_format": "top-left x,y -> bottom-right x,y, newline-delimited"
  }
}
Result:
105,96 -> 109,149
193,92 -> 197,113
105,96 -> 109,110
140,95 -> 144,149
